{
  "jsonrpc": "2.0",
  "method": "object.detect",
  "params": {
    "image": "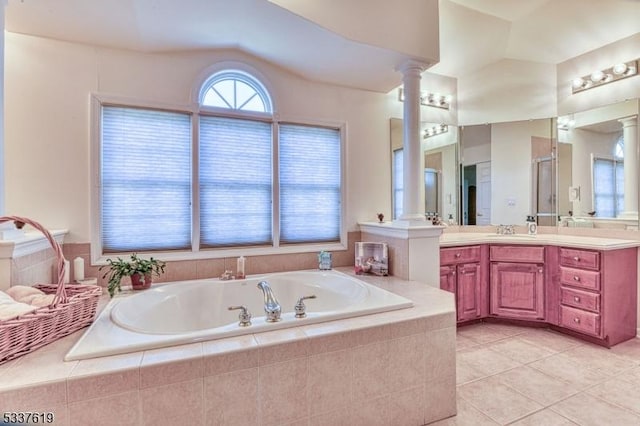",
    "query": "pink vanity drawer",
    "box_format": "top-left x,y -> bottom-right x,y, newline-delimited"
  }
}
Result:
559,248 -> 600,271
560,305 -> 601,337
441,245 -> 481,265
559,266 -> 600,291
560,286 -> 600,313
490,245 -> 544,263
